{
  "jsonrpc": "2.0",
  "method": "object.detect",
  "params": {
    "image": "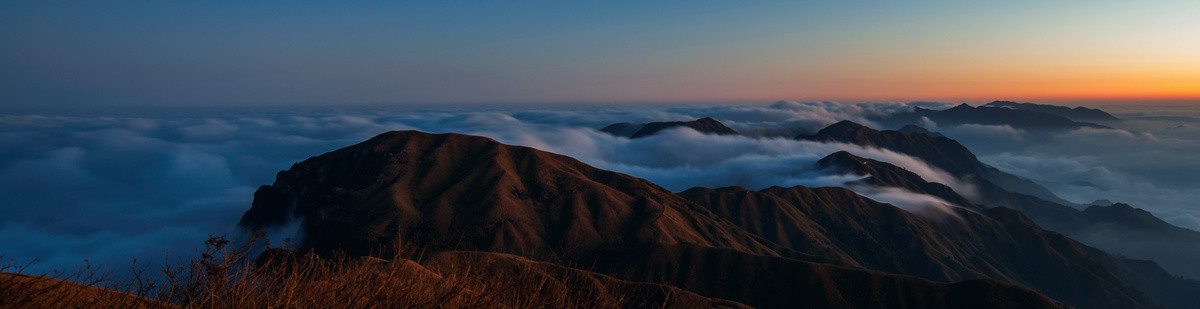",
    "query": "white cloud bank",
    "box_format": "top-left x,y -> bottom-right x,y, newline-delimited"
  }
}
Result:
2,100 -> 1196,274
